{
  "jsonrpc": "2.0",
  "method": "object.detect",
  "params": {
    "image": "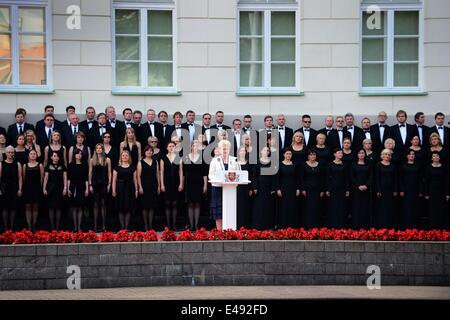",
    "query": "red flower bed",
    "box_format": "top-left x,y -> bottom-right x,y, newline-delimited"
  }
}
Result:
0,228 -> 449,245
